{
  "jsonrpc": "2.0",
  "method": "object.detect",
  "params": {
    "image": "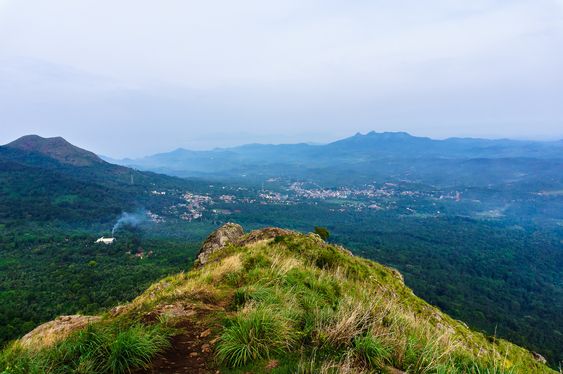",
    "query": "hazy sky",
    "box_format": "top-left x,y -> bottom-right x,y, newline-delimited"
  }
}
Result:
1,0 -> 562,157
